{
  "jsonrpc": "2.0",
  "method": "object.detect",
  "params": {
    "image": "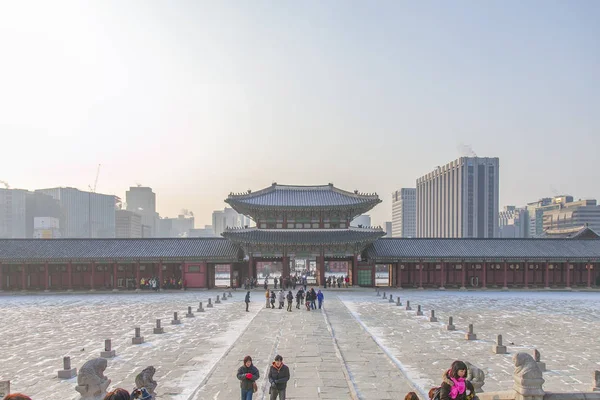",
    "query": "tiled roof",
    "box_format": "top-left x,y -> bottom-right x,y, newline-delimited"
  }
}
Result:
0,238 -> 241,263
226,183 -> 381,208
365,238 -> 600,261
535,226 -> 600,239
222,227 -> 385,245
